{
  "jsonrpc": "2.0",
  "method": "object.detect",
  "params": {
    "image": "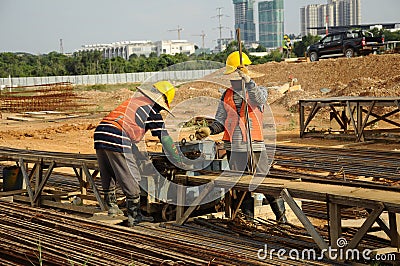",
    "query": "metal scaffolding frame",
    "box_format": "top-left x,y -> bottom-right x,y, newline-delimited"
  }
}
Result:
299,97 -> 400,142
